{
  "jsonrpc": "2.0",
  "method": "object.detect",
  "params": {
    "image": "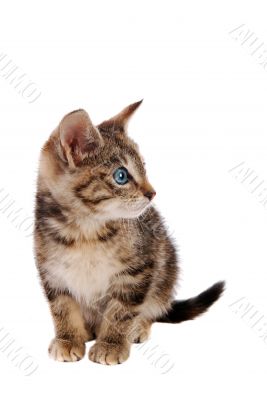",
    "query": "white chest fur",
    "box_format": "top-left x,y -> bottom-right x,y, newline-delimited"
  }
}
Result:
44,243 -> 121,305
